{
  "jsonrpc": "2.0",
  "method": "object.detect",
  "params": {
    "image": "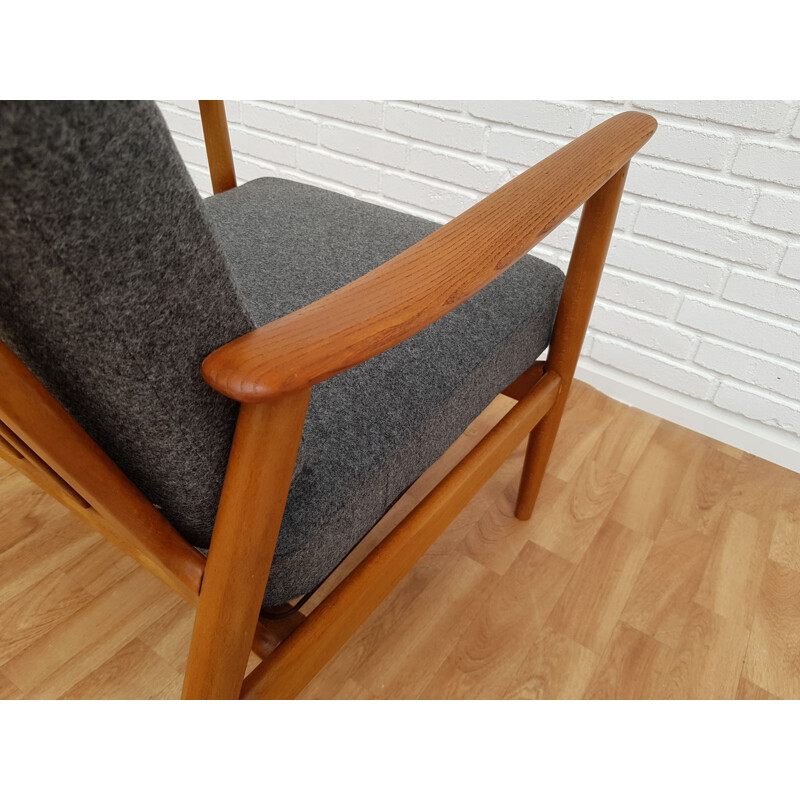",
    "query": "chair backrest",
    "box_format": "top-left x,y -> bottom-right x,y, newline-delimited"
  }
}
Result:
0,101 -> 252,546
